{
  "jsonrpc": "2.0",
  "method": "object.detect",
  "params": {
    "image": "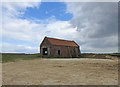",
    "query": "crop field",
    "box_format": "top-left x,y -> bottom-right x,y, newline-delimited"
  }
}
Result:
2,54 -> 118,85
